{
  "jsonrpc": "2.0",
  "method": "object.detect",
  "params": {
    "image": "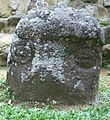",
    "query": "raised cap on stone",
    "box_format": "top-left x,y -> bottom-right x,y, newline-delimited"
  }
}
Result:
16,3 -> 103,40
7,2 -> 104,105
